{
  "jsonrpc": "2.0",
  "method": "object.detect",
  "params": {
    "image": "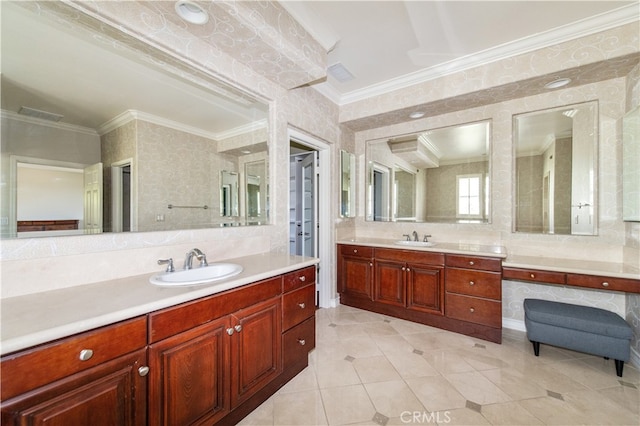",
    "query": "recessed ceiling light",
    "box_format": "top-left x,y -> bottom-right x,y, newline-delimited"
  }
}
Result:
175,1 -> 209,25
544,78 -> 571,90
409,112 -> 425,119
